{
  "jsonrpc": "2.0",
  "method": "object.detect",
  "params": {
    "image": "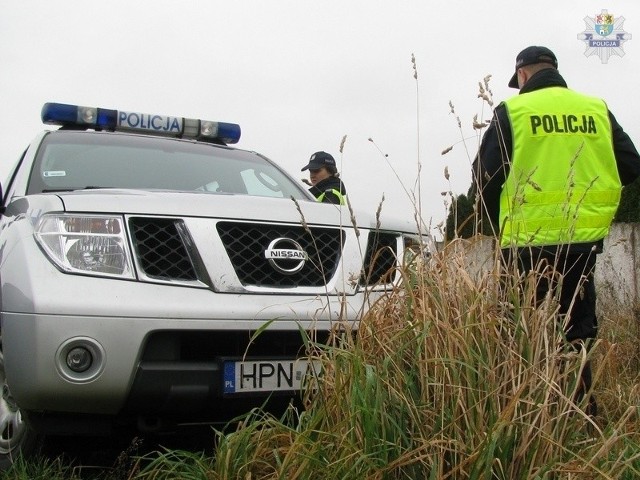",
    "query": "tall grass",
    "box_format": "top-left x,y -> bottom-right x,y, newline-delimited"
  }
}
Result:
131,237 -> 639,479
